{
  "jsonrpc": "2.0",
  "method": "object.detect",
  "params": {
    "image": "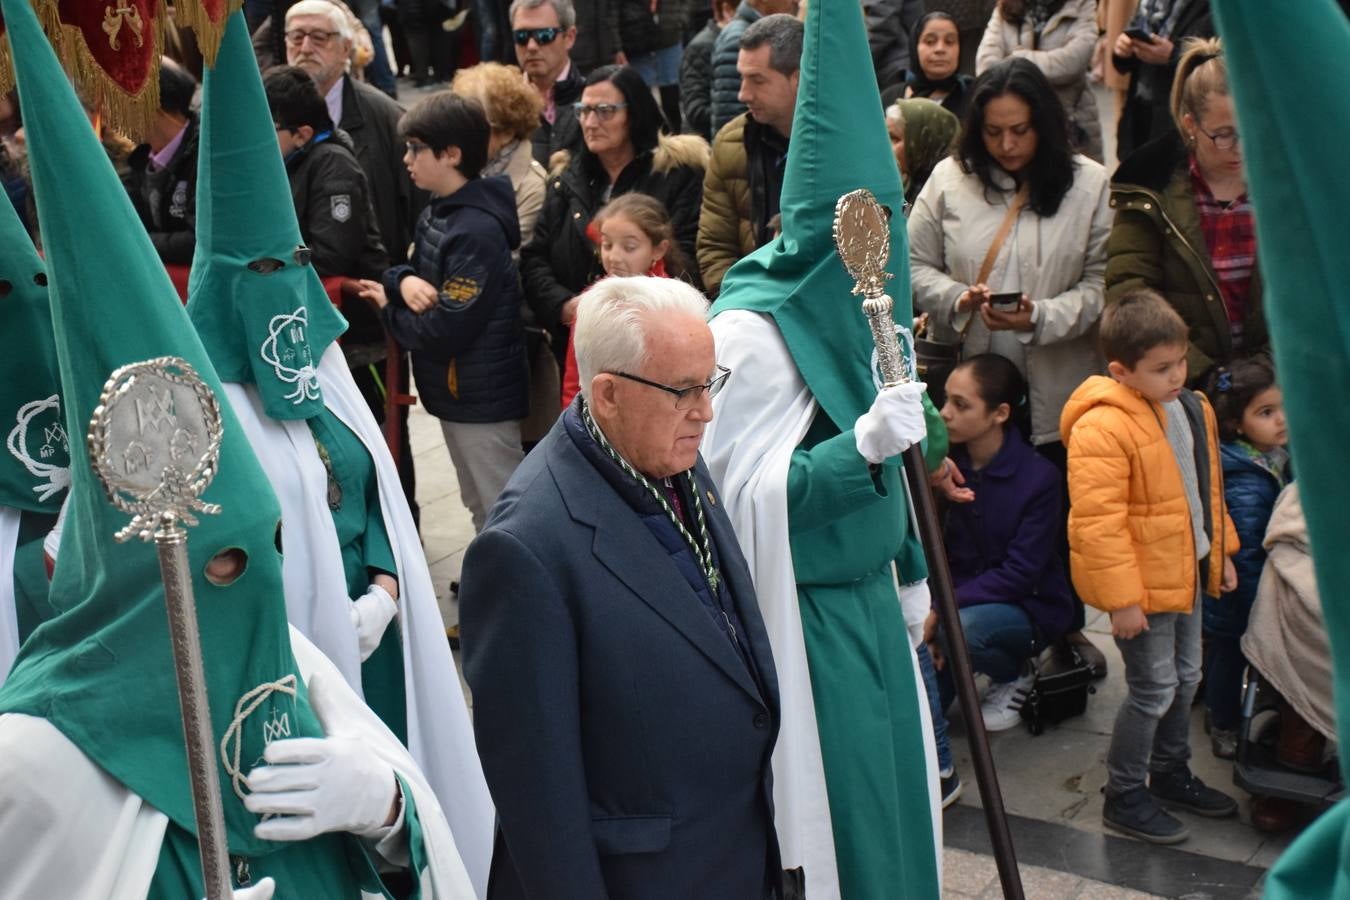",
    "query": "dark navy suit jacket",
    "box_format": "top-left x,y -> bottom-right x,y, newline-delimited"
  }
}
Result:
459,416 -> 782,900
